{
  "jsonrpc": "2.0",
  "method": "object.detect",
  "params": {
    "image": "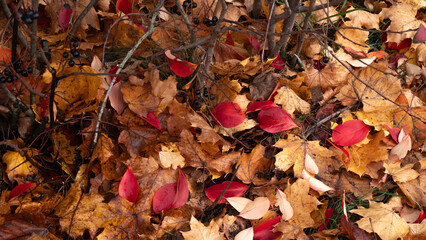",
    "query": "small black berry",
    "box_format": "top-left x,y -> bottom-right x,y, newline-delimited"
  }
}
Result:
192,2 -> 197,8
16,68 -> 22,74
195,89 -> 201,95
16,60 -> 23,66
203,89 -> 209,98
195,102 -> 202,109
23,16 -> 33,24
209,94 -> 215,100
6,76 -> 13,82
0,76 -> 5,83
72,51 -> 80,58
72,41 -> 79,48
19,12 -> 24,19
322,56 -> 330,63
212,16 -> 218,22
68,60 -> 75,67
3,69 -> 11,76
205,21 -> 212,27
21,70 -> 28,77
203,18 -> 209,25
27,10 -> 34,18
193,17 -> 199,25
182,0 -> 189,8
32,12 -> 40,19
63,52 -> 69,58
27,67 -> 33,74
